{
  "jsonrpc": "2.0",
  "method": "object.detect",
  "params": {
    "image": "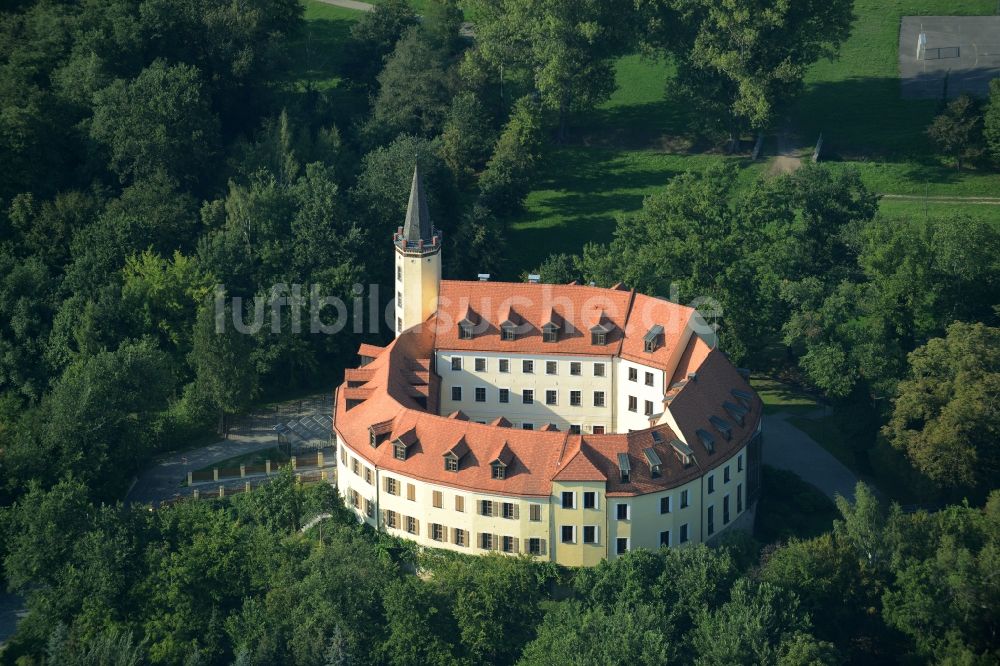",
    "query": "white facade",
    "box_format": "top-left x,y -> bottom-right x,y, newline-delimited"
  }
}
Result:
435,350 -> 617,432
